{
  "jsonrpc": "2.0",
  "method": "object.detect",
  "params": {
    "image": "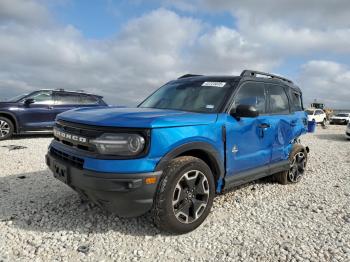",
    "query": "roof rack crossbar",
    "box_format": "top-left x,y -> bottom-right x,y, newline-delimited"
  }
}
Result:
178,74 -> 203,79
240,70 -> 293,84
